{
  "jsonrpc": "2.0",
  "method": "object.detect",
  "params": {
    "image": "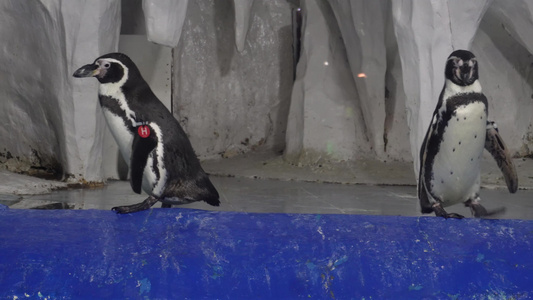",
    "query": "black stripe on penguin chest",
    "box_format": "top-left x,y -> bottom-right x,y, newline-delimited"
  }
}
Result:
424,93 -> 488,186
99,95 -> 135,132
